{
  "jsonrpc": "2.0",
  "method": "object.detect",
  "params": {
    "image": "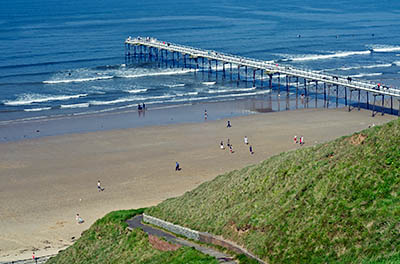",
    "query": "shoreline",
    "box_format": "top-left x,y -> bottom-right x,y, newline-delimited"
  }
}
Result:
0,107 -> 396,261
